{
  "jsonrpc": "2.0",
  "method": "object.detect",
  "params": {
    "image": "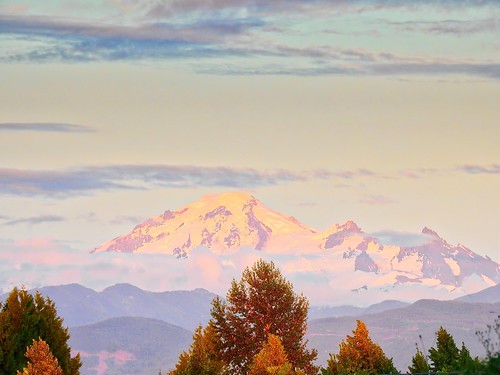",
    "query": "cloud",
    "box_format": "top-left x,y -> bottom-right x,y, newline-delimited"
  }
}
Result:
4,215 -> 65,226
0,238 -> 442,305
0,165 -> 395,198
388,18 -> 500,36
0,123 -> 94,133
366,230 -> 435,247
143,0 -> 499,18
1,5 -> 499,80
199,60 -> 500,79
110,216 -> 147,225
360,195 -> 396,205
0,165 -> 313,197
458,164 -> 500,175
